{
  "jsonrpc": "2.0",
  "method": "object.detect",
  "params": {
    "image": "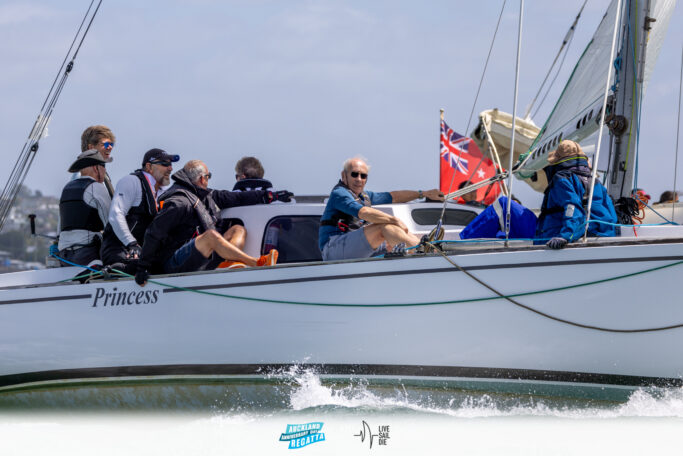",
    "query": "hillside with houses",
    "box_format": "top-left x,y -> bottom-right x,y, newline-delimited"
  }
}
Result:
0,186 -> 58,272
